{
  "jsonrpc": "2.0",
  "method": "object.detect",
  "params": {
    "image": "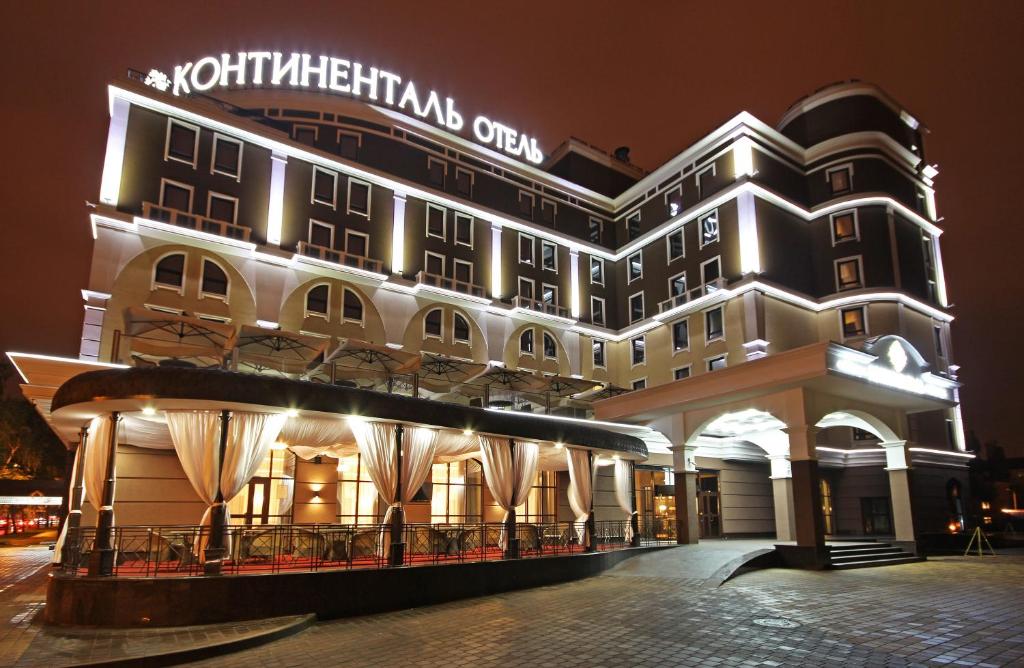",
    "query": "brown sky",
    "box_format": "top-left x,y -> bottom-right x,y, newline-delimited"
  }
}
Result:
1,1 -> 1021,452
